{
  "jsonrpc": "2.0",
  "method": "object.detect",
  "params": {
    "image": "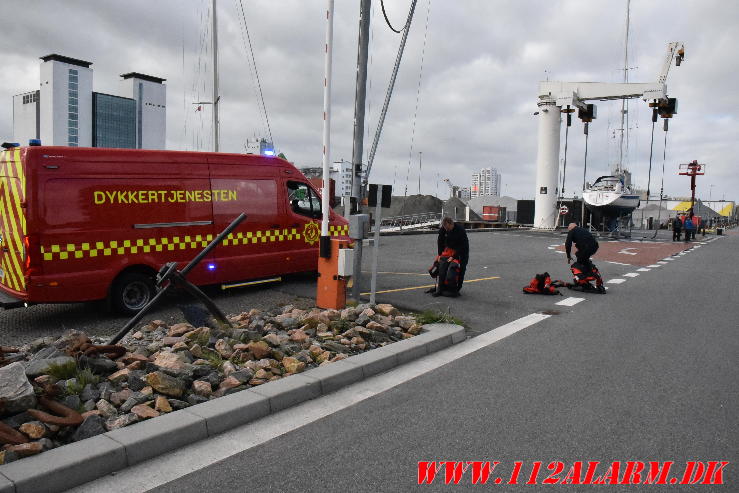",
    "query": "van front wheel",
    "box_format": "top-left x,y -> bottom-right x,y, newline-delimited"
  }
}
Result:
111,272 -> 155,316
